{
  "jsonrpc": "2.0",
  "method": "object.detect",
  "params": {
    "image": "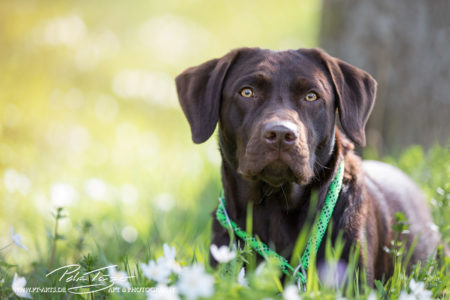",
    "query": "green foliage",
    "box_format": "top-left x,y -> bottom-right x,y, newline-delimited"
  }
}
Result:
382,145 -> 450,245
0,145 -> 448,299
